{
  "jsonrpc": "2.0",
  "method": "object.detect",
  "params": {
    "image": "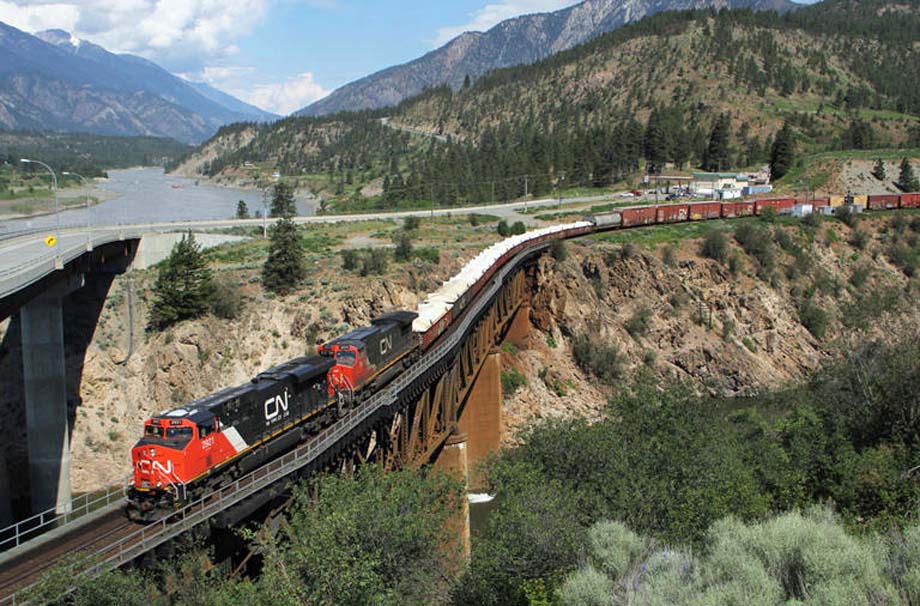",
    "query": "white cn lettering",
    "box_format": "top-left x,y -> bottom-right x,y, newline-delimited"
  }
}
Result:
380,335 -> 393,356
152,460 -> 173,476
264,390 -> 291,422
